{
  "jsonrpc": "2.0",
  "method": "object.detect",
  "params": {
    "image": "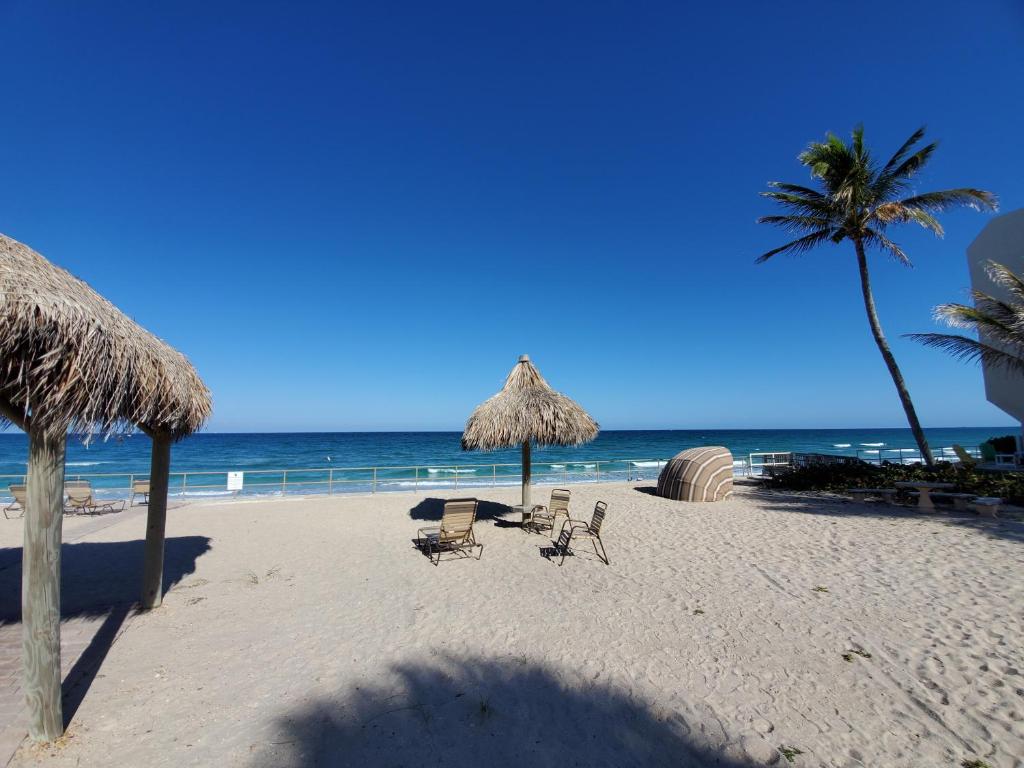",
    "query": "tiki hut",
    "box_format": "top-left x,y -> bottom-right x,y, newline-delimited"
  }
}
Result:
0,233 -> 211,741
462,355 -> 599,511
